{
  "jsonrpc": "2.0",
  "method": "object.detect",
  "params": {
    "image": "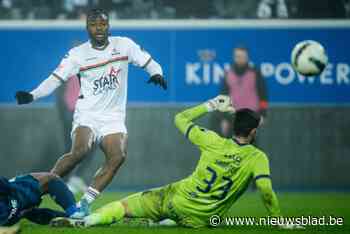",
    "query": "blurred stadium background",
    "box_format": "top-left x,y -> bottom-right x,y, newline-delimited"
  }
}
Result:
0,0 -> 349,199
